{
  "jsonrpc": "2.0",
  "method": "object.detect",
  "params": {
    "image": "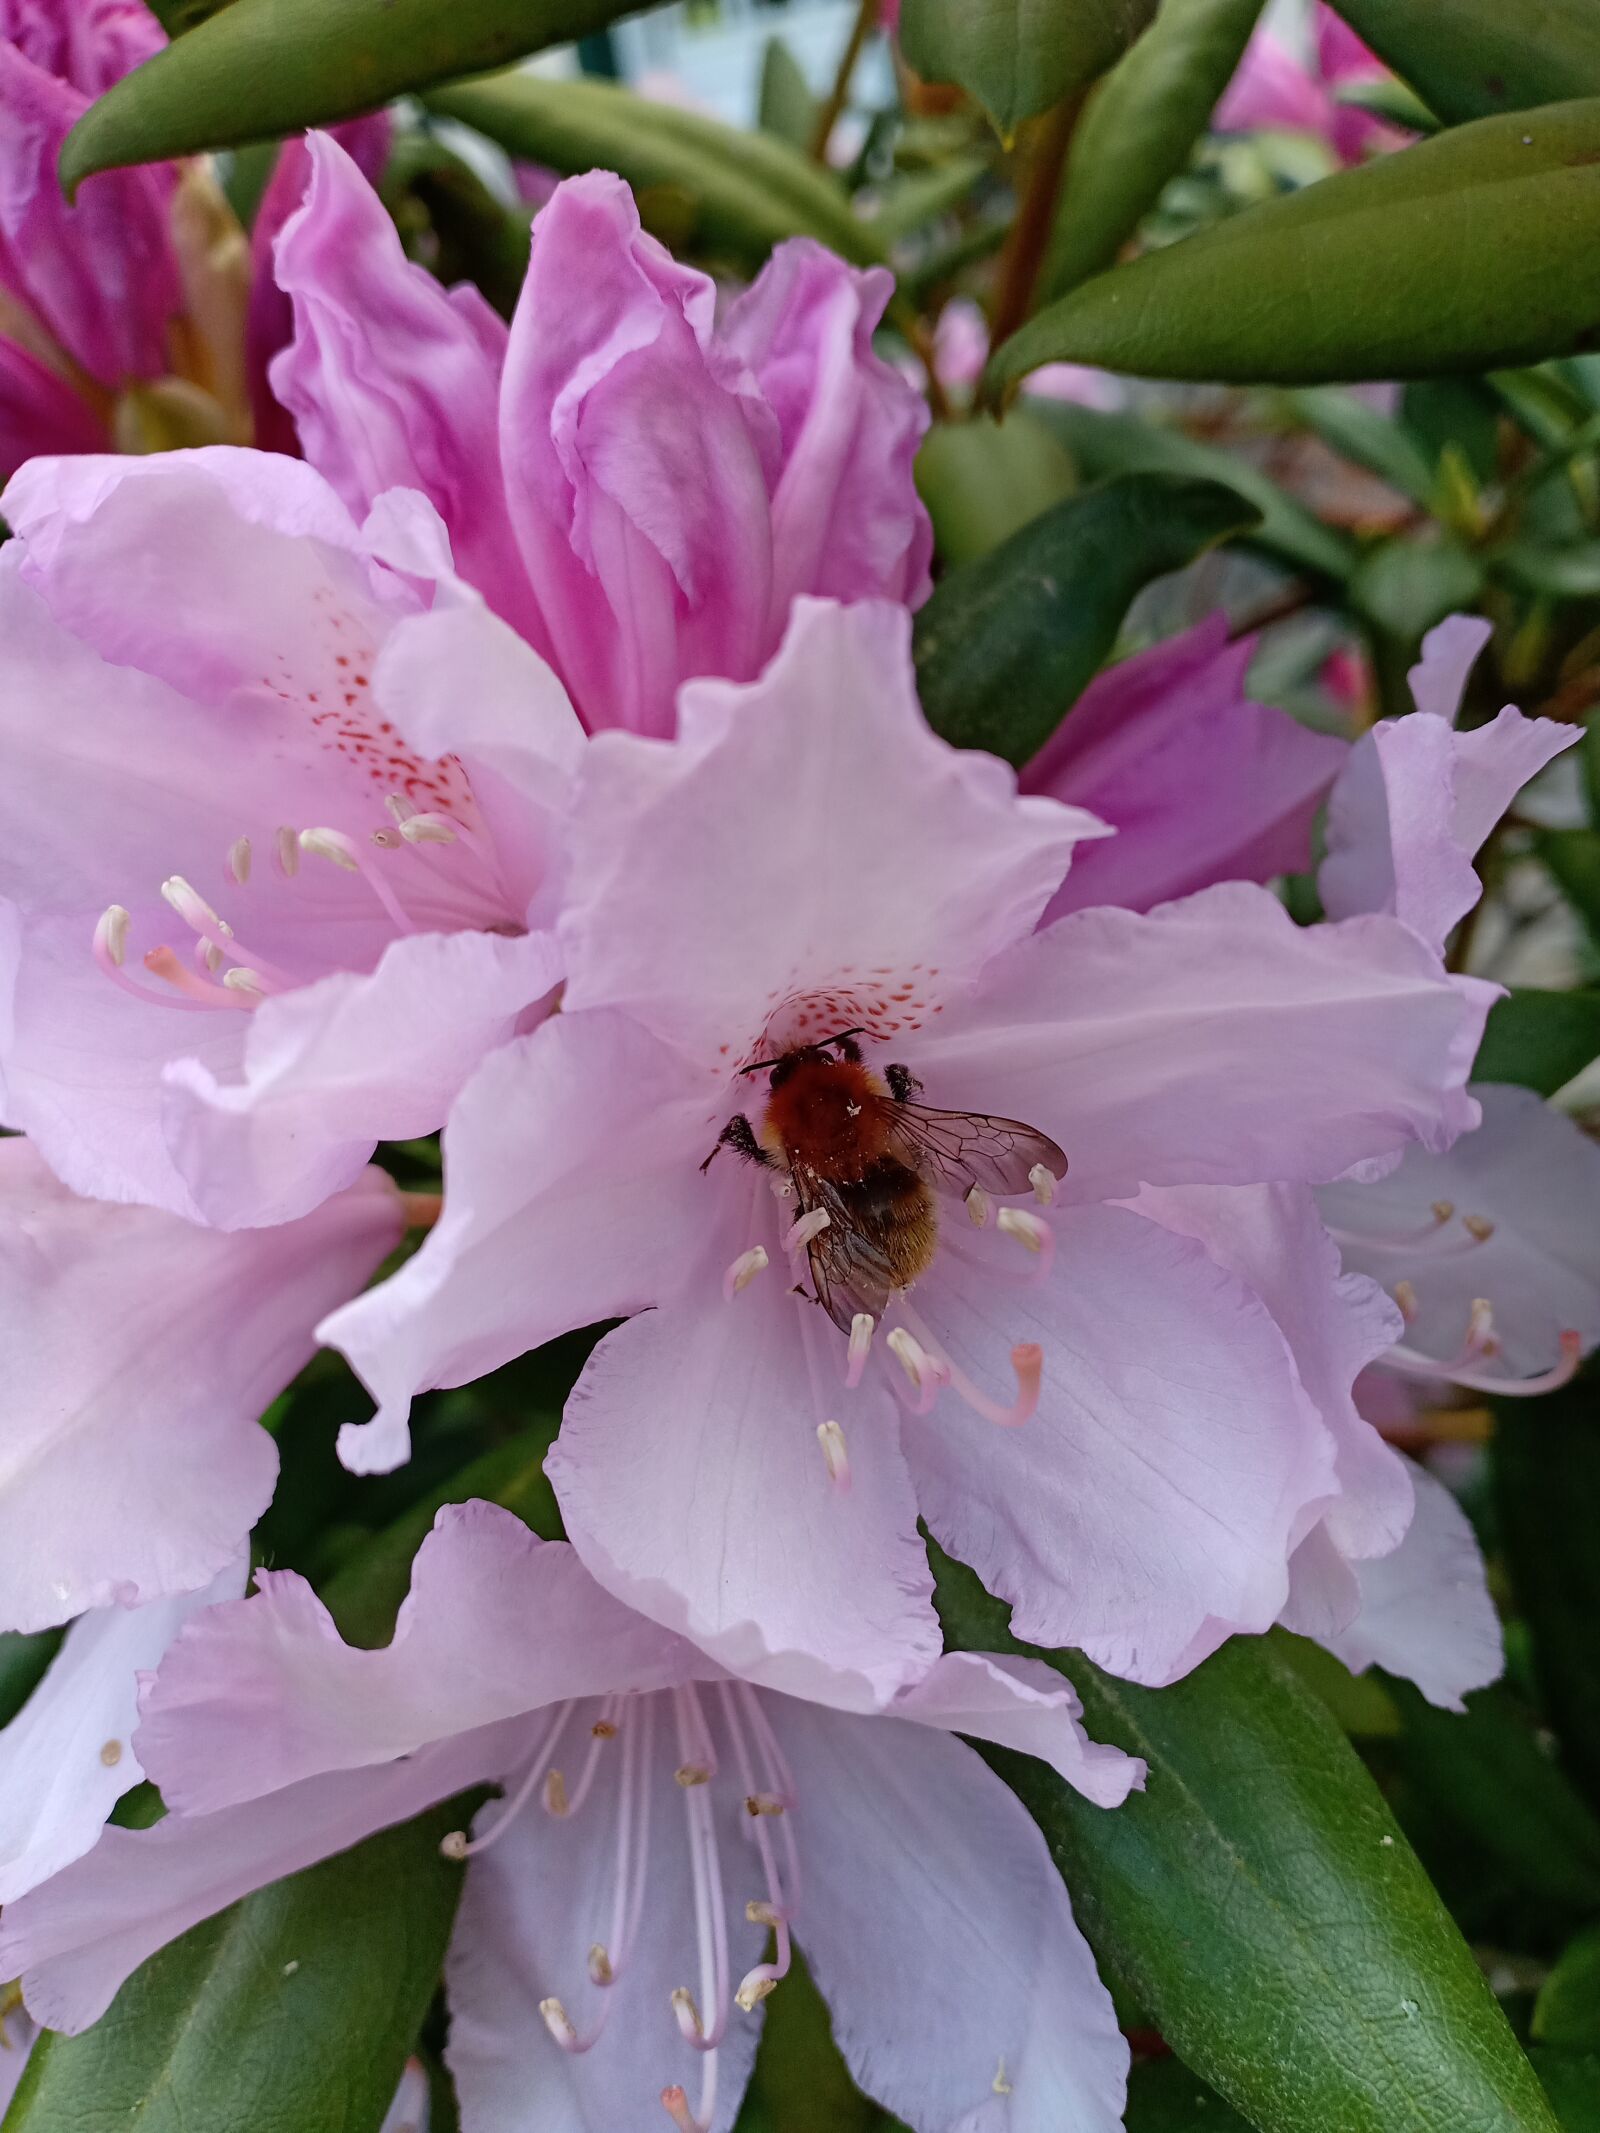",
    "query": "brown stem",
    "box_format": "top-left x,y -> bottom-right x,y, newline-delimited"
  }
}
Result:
906,313 -> 954,424
978,93 -> 1083,404
400,1188 -> 444,1230
810,0 -> 878,164
1227,580 -> 1316,640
